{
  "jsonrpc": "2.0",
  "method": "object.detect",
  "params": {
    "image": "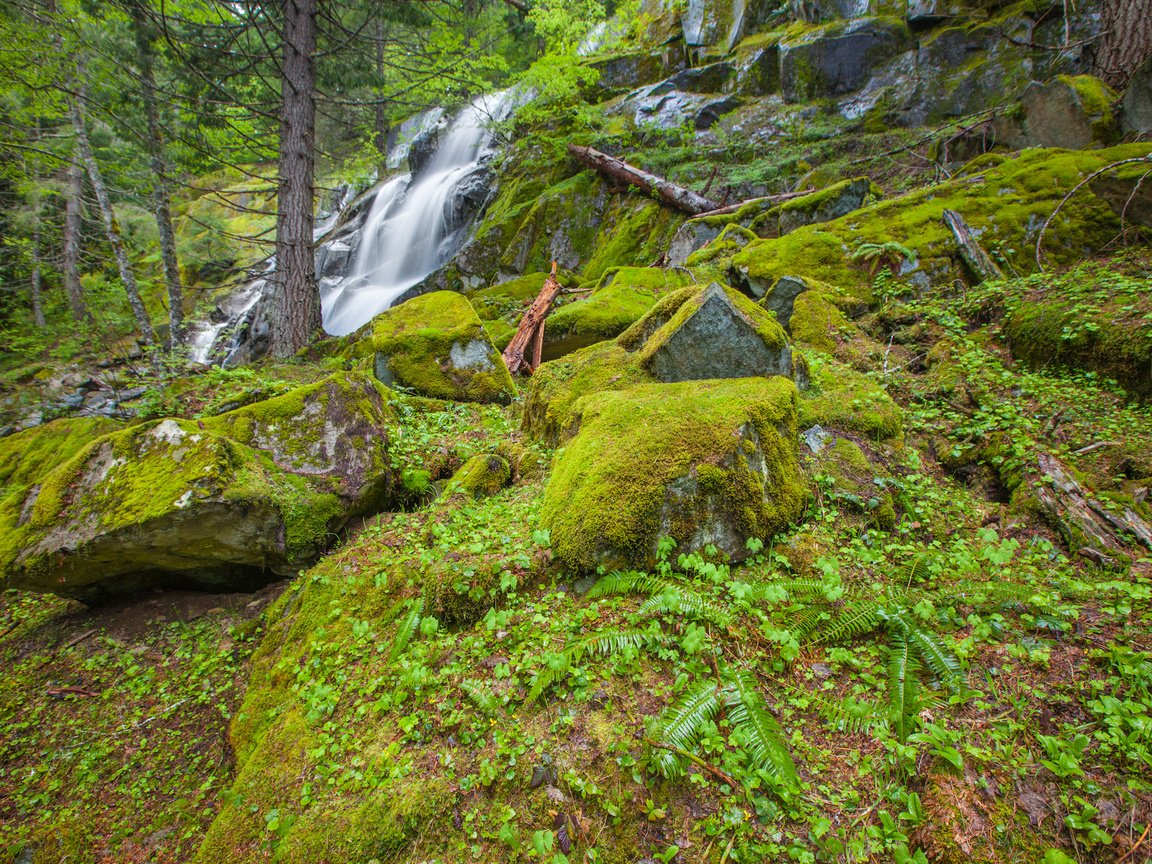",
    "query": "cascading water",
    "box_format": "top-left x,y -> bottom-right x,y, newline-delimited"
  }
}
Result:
320,89 -> 516,336
185,89 -> 515,364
